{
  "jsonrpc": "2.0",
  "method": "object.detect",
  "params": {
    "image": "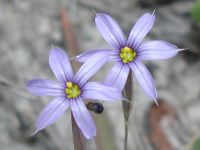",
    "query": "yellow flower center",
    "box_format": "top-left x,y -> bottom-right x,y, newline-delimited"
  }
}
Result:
120,46 -> 136,63
65,82 -> 81,98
